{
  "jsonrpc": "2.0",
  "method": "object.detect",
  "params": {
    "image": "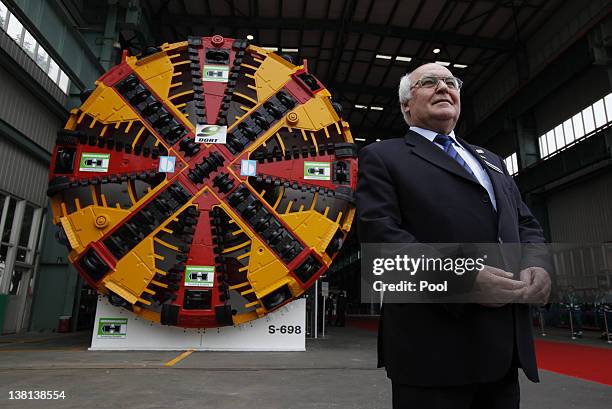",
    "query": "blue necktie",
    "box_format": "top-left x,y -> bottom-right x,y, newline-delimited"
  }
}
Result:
433,134 -> 477,181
